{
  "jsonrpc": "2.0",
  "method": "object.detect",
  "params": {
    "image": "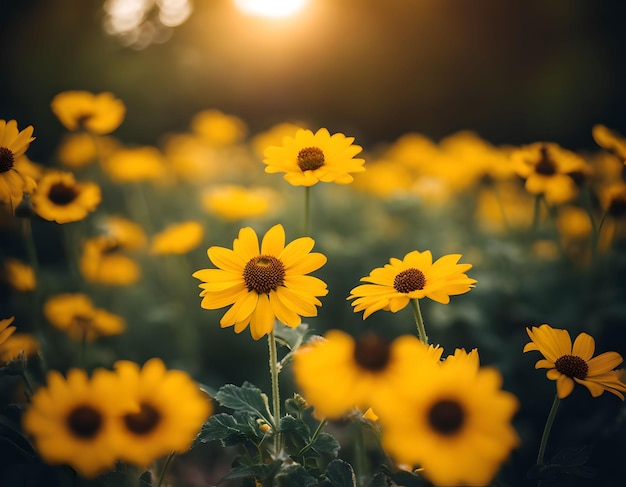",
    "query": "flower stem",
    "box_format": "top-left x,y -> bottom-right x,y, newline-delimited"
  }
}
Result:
297,418 -> 327,456
537,394 -> 560,465
156,451 -> 176,487
410,299 -> 428,345
268,328 -> 281,456
303,186 -> 311,237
